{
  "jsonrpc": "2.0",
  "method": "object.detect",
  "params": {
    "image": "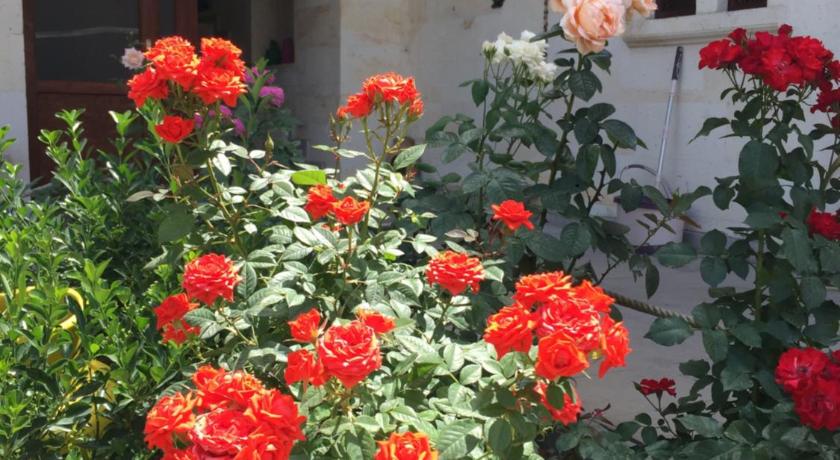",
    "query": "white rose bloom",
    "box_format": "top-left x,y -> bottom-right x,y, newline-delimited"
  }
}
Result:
121,47 -> 145,70
531,61 -> 559,82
